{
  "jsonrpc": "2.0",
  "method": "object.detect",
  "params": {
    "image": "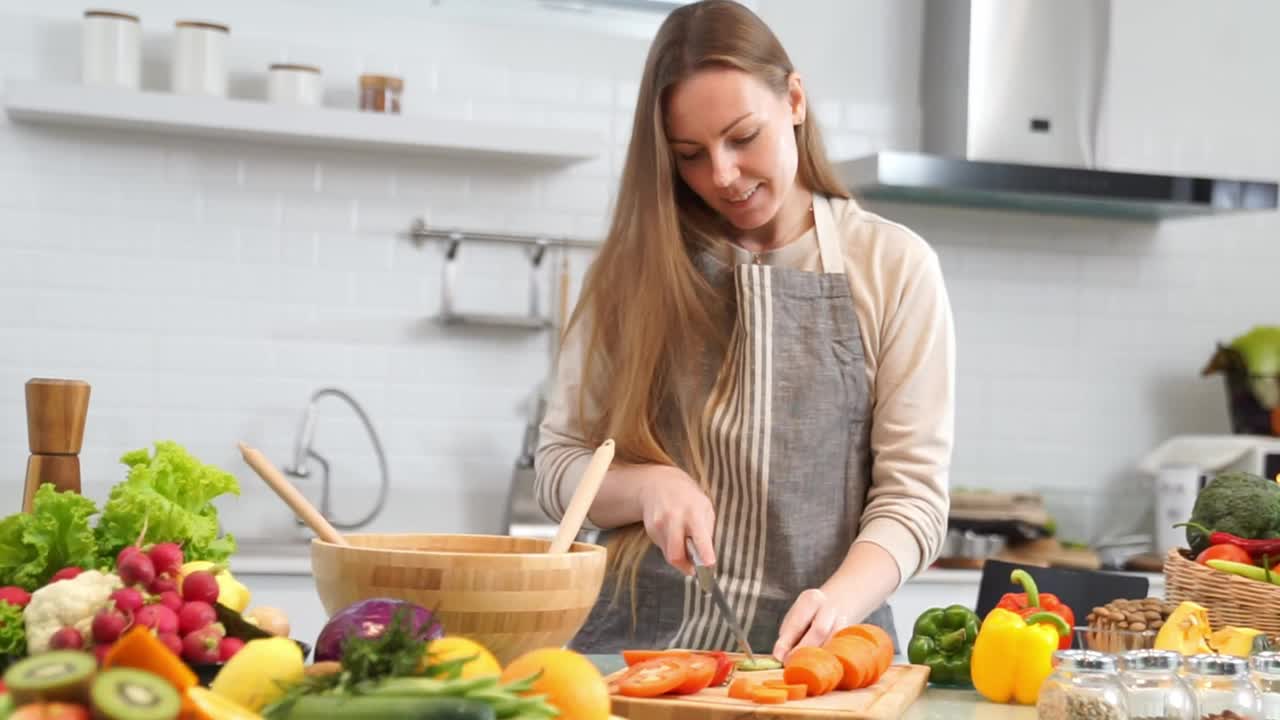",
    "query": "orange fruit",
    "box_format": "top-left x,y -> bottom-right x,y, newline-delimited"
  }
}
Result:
501,647 -> 611,720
